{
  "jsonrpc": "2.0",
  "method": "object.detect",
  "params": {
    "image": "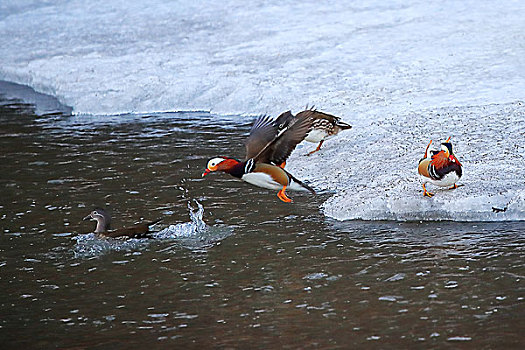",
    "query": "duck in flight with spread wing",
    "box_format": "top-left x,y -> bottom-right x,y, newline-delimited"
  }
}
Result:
202,110 -> 316,202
